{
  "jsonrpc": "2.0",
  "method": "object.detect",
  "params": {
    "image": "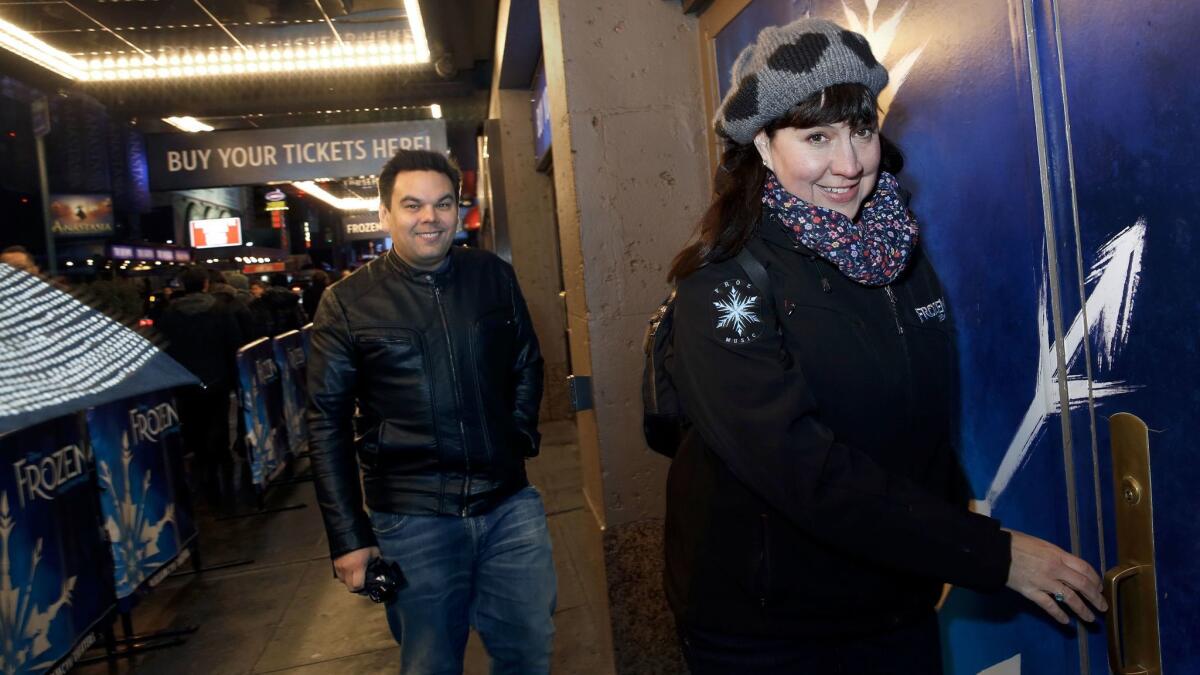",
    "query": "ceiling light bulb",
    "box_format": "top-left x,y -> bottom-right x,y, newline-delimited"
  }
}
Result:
163,116 -> 214,132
